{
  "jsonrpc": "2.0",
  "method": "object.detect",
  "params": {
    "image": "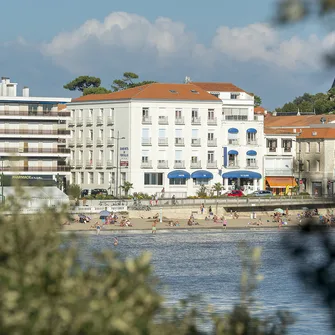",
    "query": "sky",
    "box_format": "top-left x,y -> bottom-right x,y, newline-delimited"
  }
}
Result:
1,0 -> 334,109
